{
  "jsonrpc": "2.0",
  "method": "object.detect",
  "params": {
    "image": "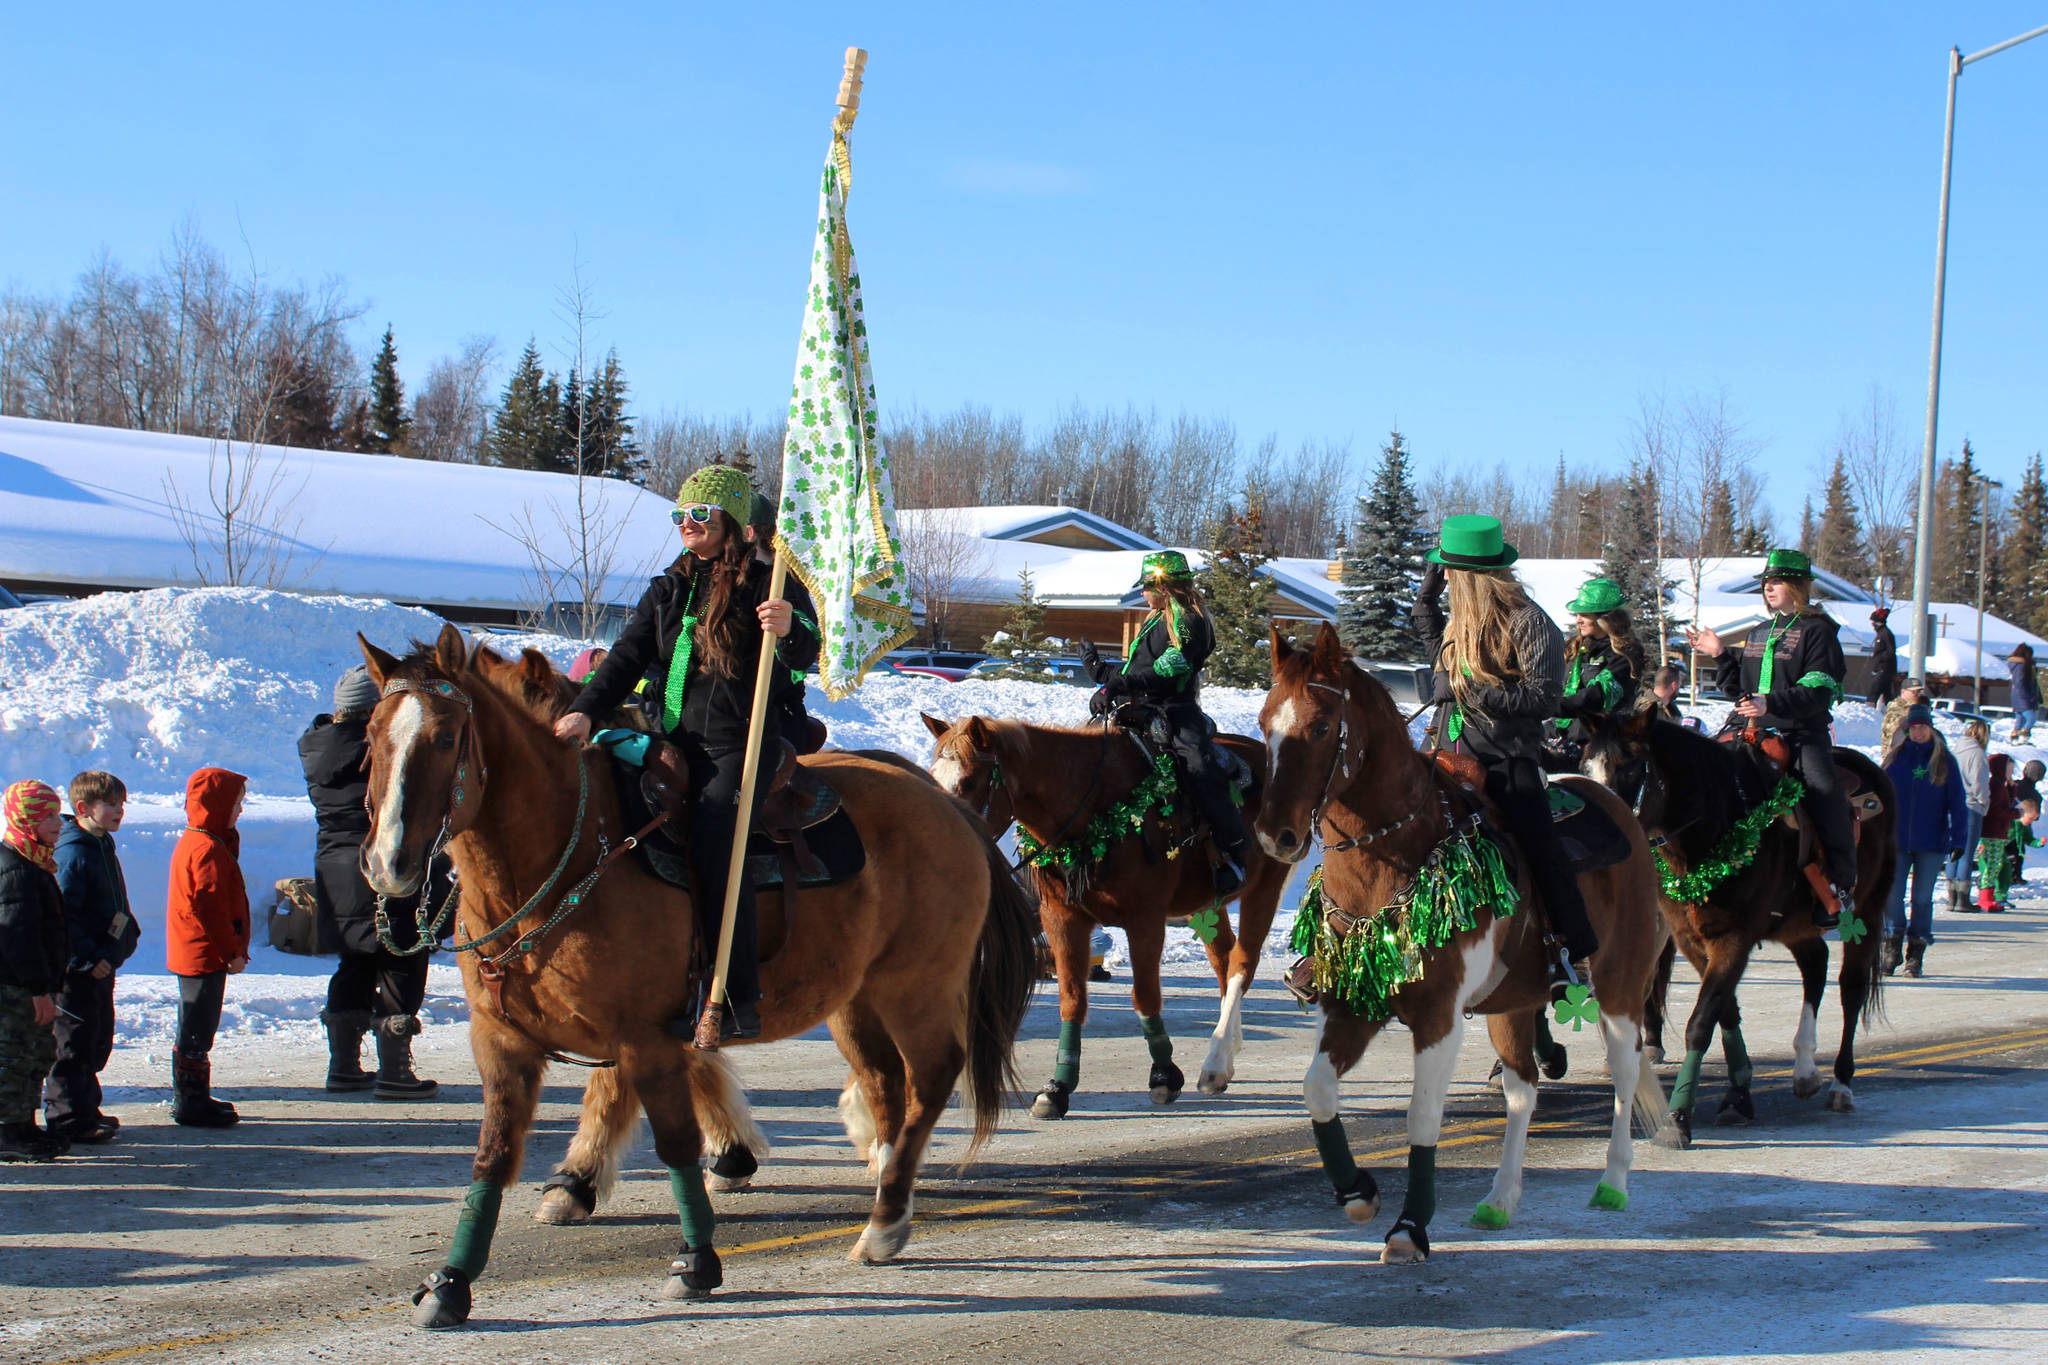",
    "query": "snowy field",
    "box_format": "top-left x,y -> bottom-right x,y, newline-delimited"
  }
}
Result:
1,586 -> 2040,1053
